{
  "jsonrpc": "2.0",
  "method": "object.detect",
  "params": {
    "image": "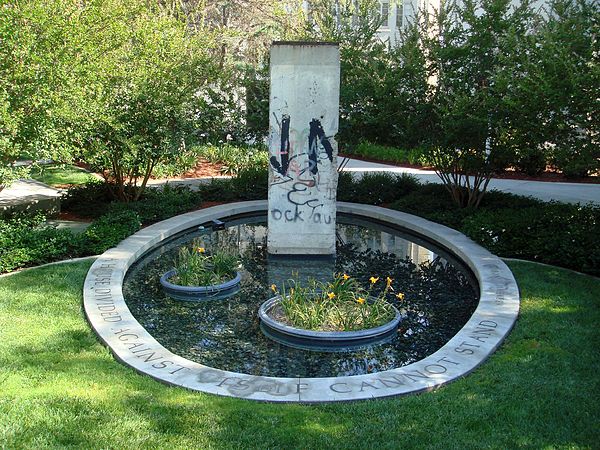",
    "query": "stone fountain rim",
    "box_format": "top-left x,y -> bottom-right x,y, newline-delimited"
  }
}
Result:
83,200 -> 520,403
